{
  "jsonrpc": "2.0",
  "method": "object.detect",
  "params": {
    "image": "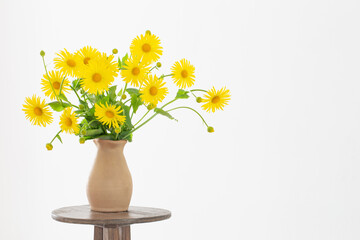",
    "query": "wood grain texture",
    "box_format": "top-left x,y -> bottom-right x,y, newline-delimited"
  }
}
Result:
52,205 -> 171,227
94,226 -> 103,240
